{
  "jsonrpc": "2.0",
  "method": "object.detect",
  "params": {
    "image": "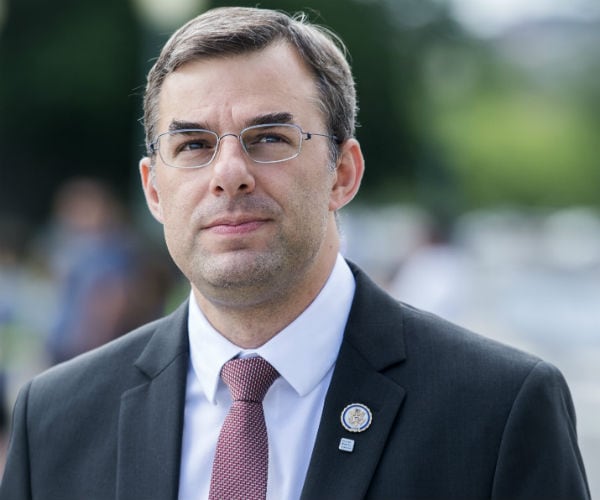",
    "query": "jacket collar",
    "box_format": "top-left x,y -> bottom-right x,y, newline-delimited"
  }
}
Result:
344,261 -> 407,369
301,261 -> 408,499
117,301 -> 190,500
134,301 -> 190,378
